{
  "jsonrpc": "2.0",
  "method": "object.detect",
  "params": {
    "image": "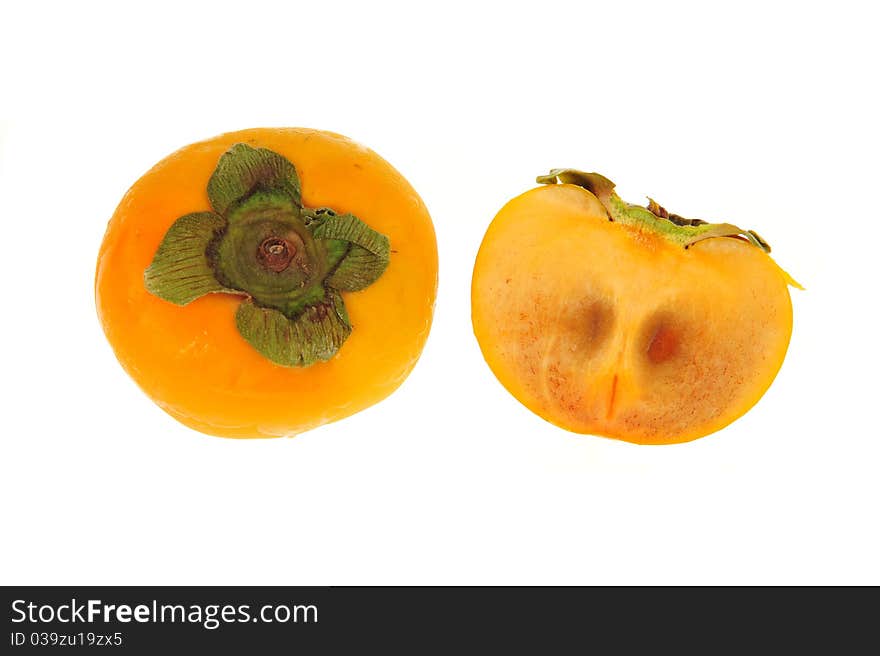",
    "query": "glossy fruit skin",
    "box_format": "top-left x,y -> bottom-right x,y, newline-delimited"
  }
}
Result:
471,183 -> 793,445
96,128 -> 437,438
